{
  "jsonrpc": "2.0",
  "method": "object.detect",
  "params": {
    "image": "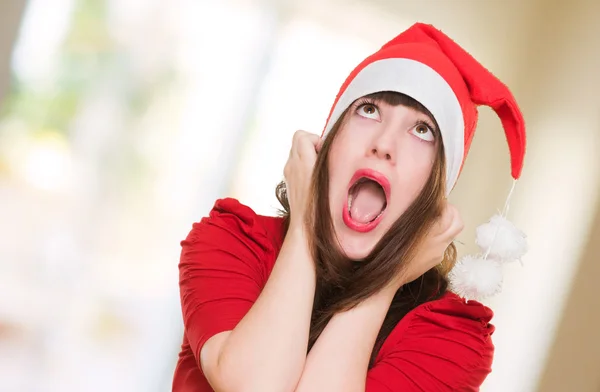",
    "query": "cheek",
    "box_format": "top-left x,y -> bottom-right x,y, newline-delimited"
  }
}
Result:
327,139 -> 350,217
328,141 -> 346,178
327,123 -> 371,195
396,141 -> 437,196
330,121 -> 371,159
327,142 -> 346,198
414,148 -> 436,179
